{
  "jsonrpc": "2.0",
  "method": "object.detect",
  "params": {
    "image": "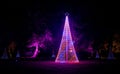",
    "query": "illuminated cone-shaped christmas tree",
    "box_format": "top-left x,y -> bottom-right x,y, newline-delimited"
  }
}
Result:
1,48 -> 8,59
55,13 -> 79,63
